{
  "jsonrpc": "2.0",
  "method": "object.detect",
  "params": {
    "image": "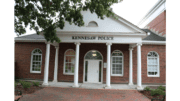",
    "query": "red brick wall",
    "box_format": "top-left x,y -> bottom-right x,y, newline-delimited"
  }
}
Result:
110,44 -> 129,84
15,42 -> 49,80
58,43 -> 75,82
133,45 -> 166,84
15,42 -> 166,84
147,10 -> 166,35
